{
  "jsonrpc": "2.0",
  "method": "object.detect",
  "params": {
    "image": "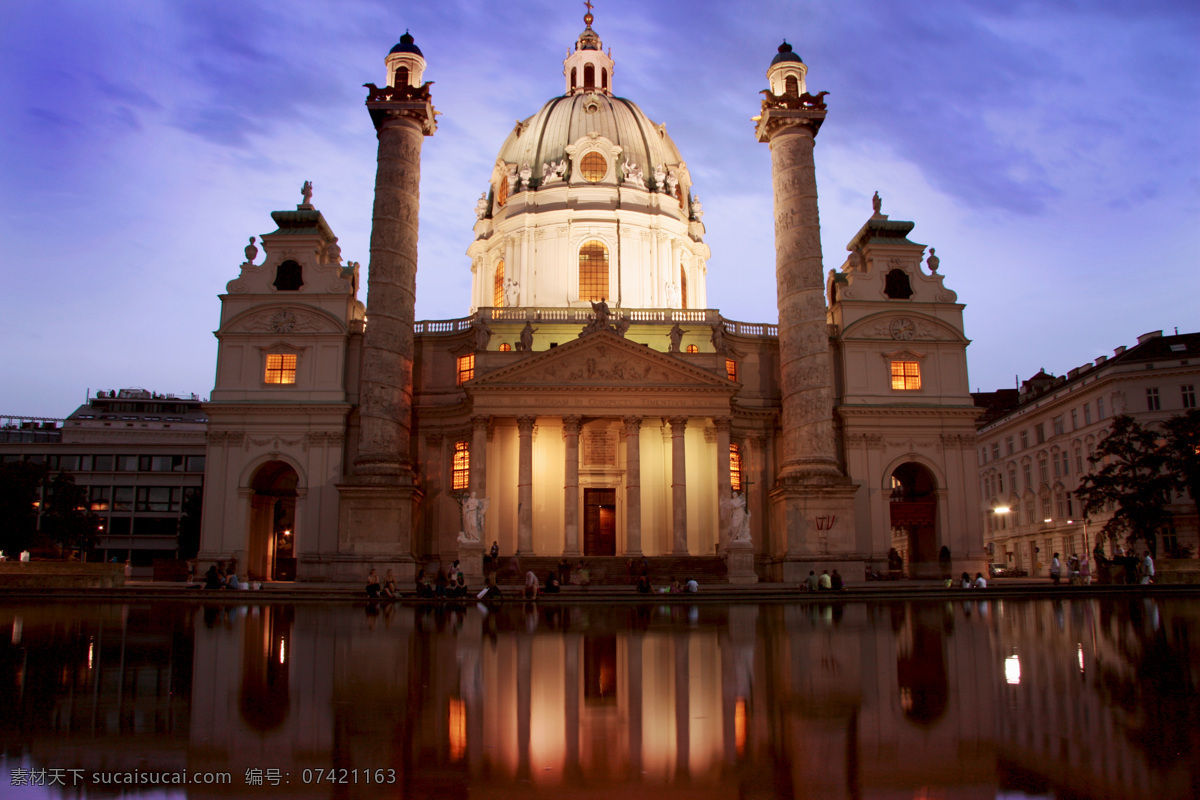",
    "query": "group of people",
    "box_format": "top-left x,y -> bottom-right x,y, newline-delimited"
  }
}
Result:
958,571 -> 988,589
803,569 -> 845,591
411,562 -> 466,599
634,575 -> 699,594
365,568 -> 400,599
203,558 -> 242,590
